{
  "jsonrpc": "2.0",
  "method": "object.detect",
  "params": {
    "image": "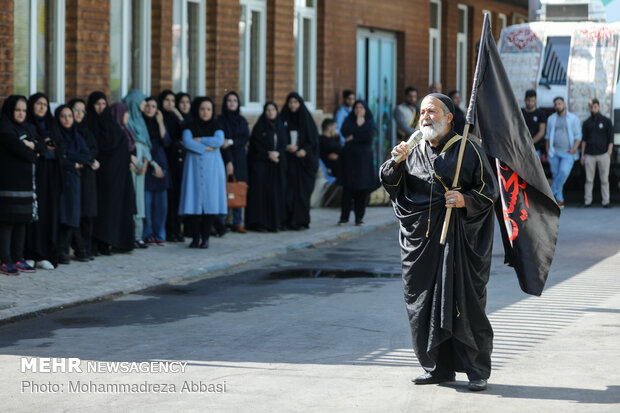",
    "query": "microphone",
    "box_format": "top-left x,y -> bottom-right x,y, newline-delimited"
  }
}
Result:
387,129 -> 423,168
